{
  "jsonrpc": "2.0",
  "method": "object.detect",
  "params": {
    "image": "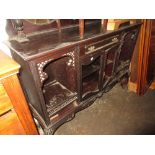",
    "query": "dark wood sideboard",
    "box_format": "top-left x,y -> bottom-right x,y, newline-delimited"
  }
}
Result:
5,19 -> 141,134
